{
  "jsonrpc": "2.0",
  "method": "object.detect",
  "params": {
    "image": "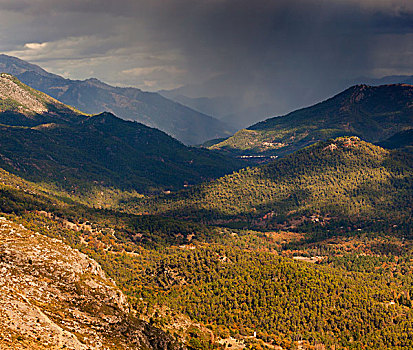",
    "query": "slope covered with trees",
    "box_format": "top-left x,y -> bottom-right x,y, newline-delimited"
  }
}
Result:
210,84 -> 413,157
0,169 -> 411,349
0,74 -> 242,196
133,245 -> 413,349
0,144 -> 412,349
133,137 -> 413,236
0,71 -> 412,349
